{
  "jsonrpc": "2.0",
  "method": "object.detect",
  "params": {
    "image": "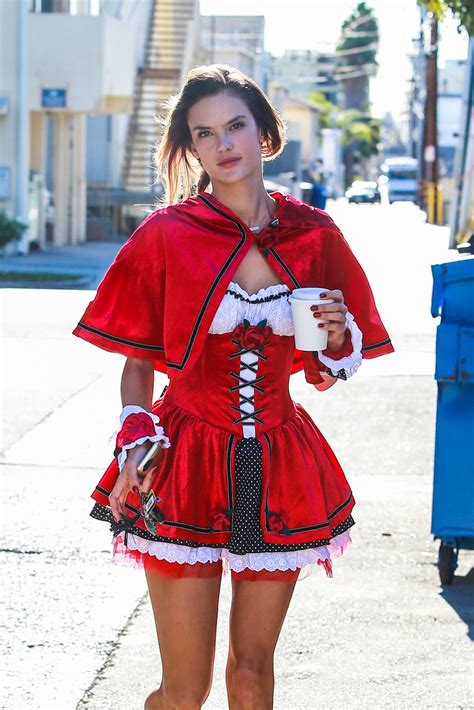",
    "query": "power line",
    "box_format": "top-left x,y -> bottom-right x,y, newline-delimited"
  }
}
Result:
335,42 -> 378,56
335,62 -> 378,74
342,12 -> 377,31
341,30 -> 379,38
334,68 -> 377,80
